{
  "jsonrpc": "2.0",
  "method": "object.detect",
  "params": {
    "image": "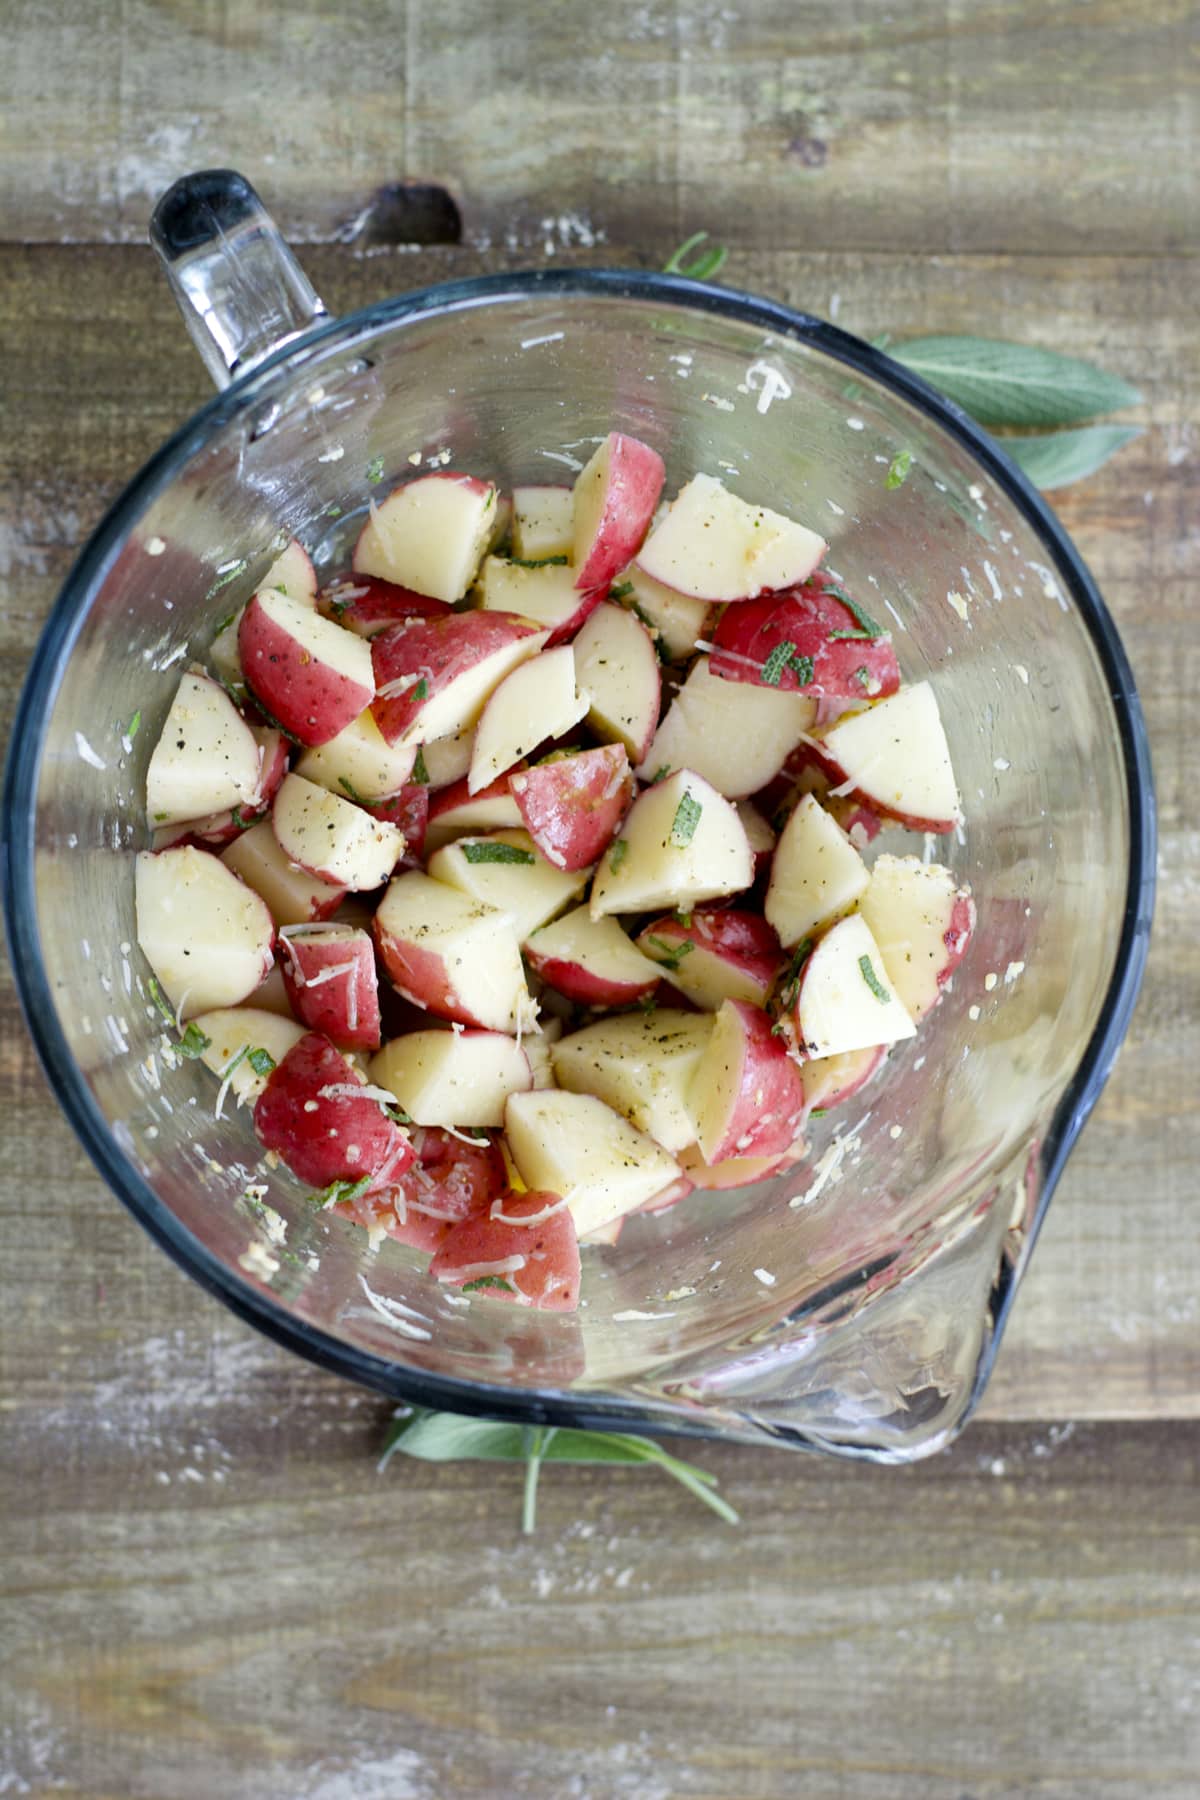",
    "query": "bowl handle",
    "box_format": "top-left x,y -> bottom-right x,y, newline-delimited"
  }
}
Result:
149,169 -> 329,390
